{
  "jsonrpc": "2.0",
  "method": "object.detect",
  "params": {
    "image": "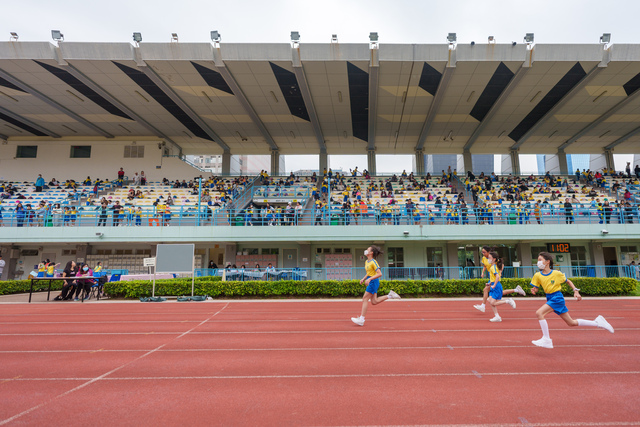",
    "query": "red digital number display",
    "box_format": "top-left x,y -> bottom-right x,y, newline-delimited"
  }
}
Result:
547,243 -> 571,253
